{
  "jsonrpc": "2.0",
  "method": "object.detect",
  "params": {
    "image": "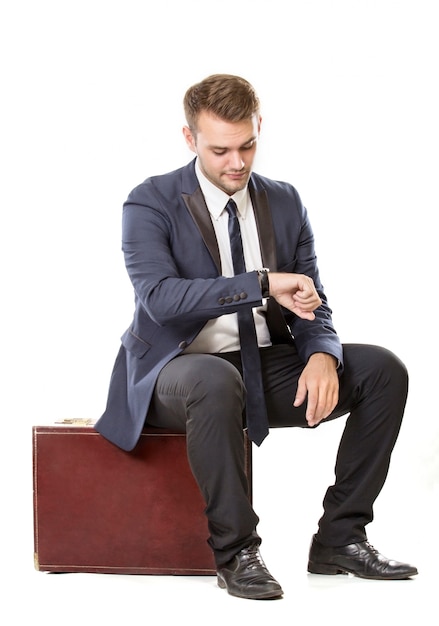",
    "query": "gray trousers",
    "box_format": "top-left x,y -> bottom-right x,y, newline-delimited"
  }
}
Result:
147,343 -> 408,566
